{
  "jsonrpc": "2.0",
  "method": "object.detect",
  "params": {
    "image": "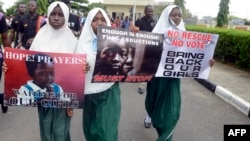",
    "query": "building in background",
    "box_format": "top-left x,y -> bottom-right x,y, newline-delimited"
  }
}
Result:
104,0 -> 173,22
